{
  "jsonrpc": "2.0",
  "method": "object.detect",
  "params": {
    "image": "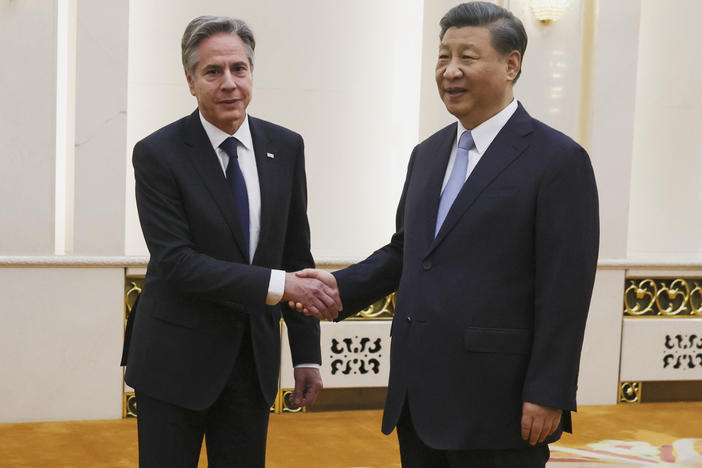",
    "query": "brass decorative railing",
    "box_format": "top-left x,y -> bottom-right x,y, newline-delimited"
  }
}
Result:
351,293 -> 395,320
122,276 -> 143,418
624,278 -> 702,317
